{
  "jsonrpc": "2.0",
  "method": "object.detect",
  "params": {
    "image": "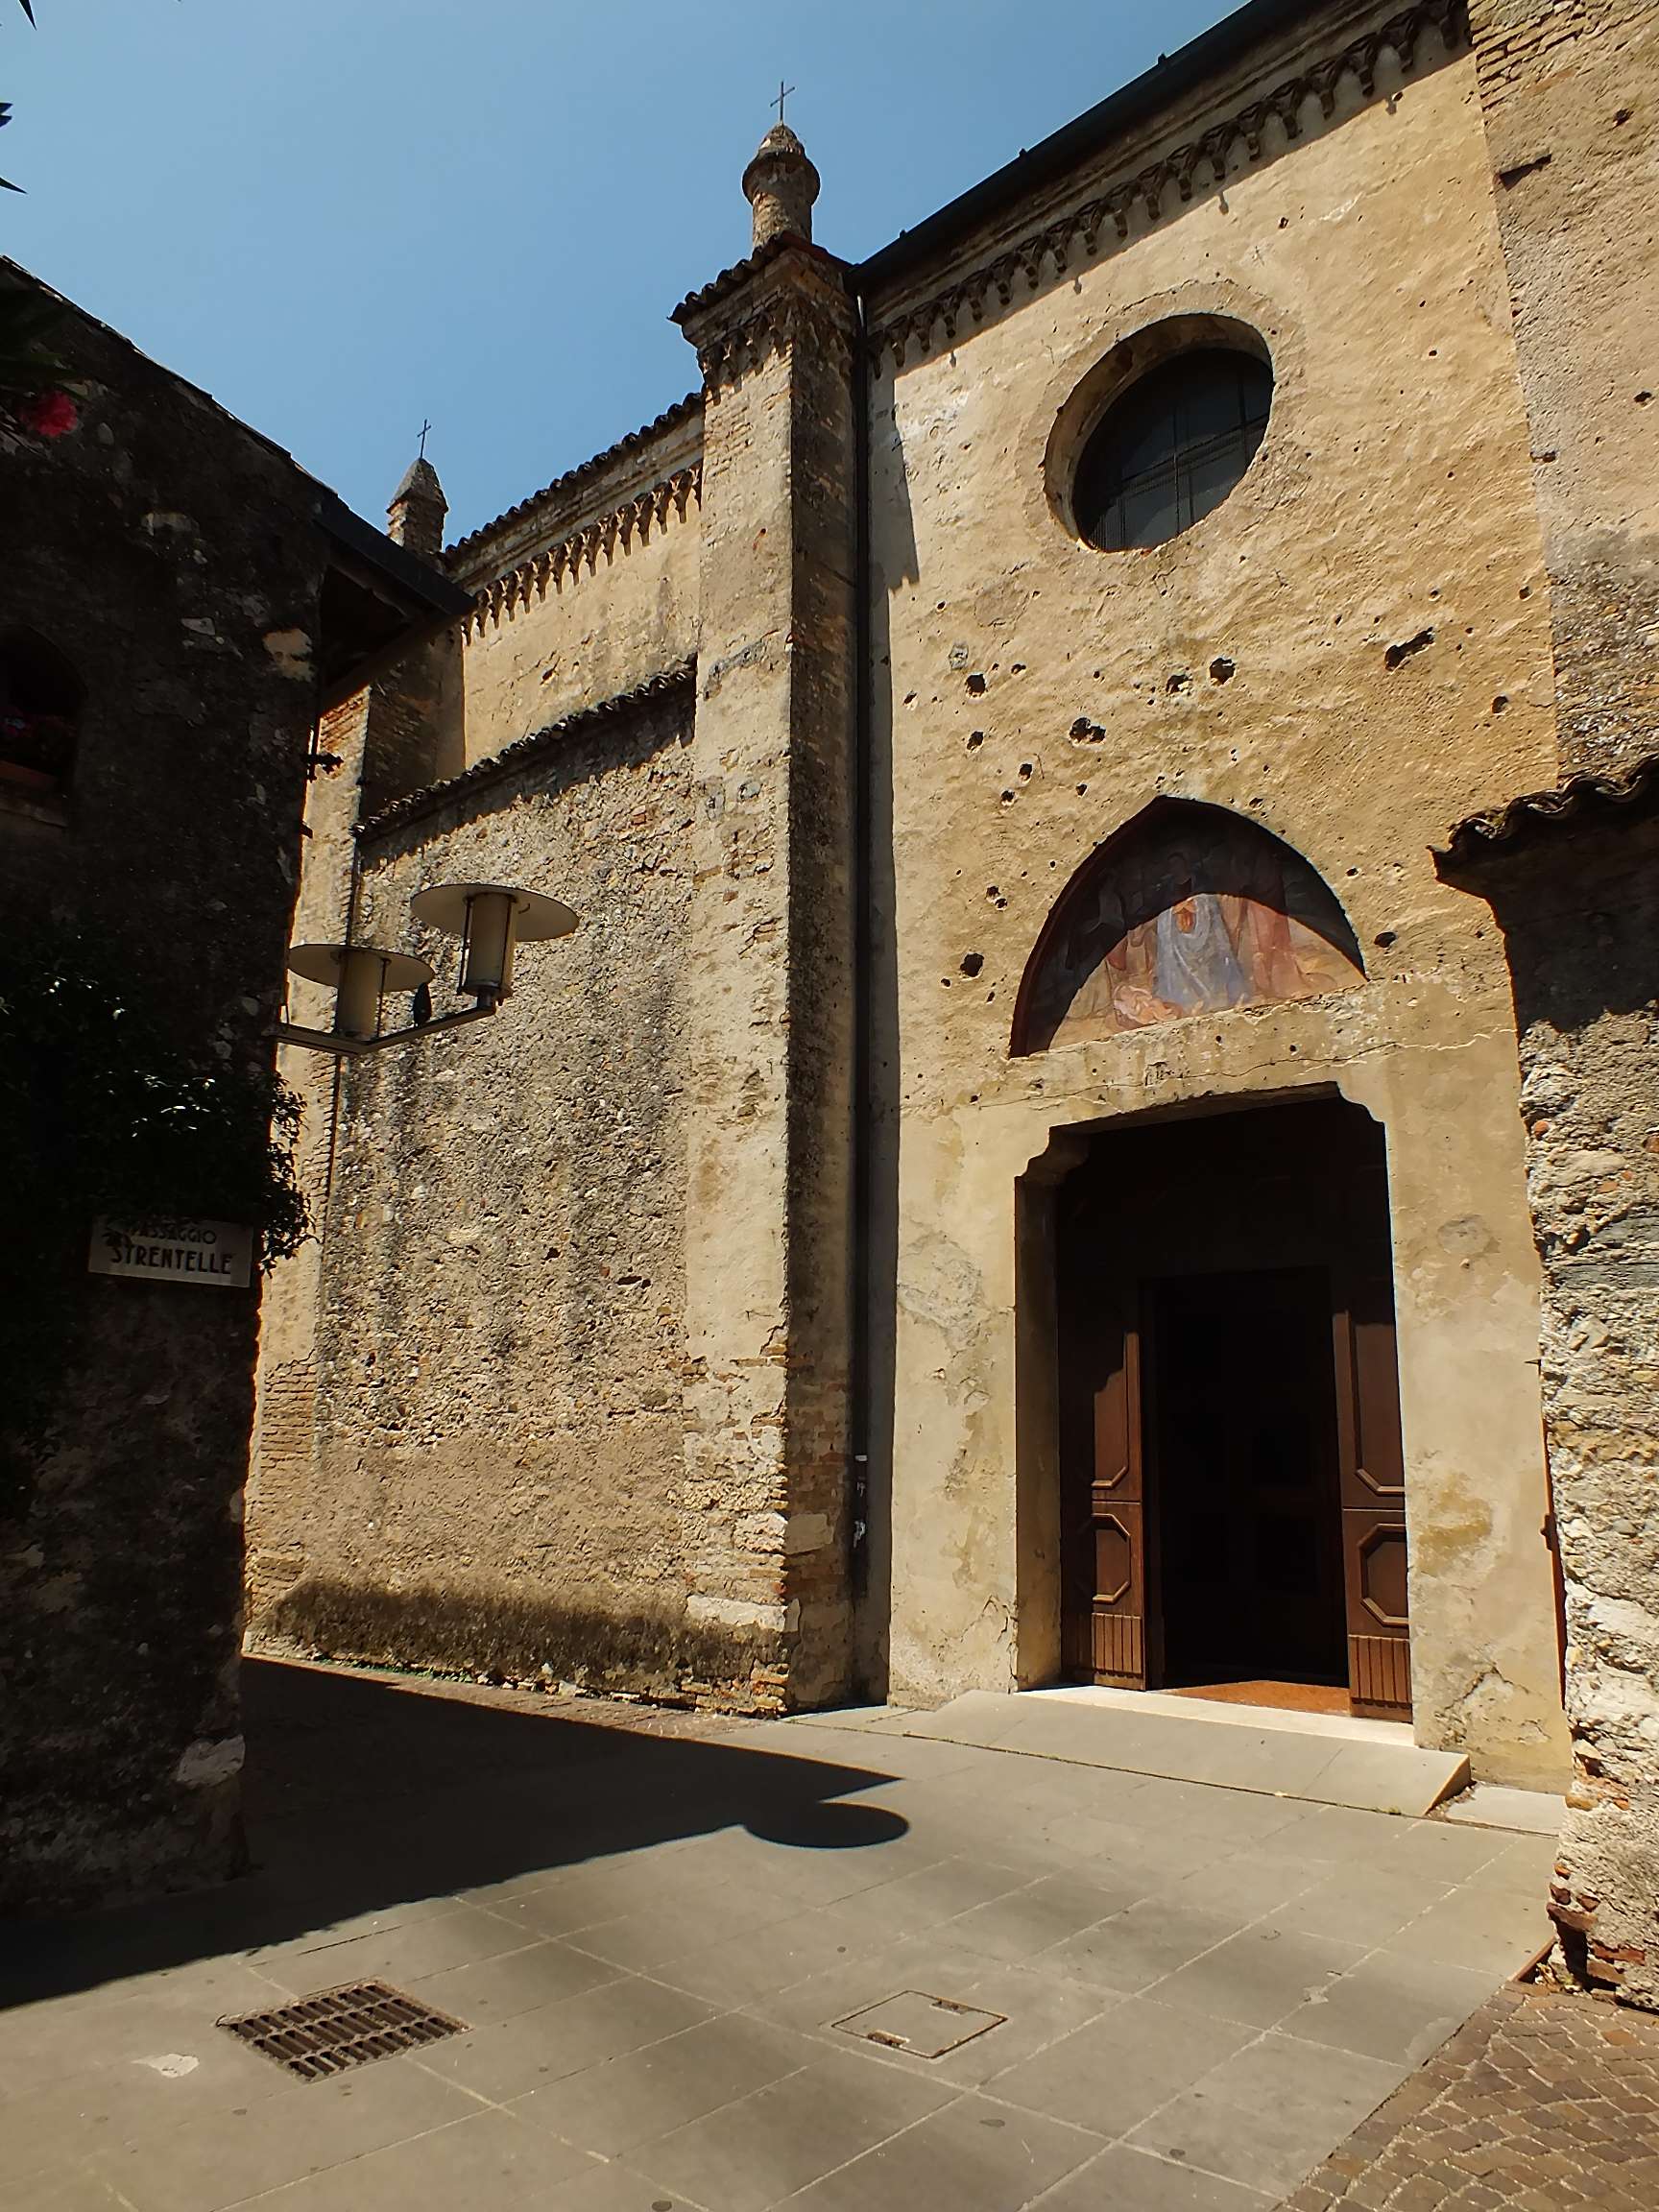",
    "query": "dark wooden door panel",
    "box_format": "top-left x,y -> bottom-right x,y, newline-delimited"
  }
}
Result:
1334,1275 -> 1411,1717
1090,1500 -> 1144,1683
1060,1292 -> 1147,1688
